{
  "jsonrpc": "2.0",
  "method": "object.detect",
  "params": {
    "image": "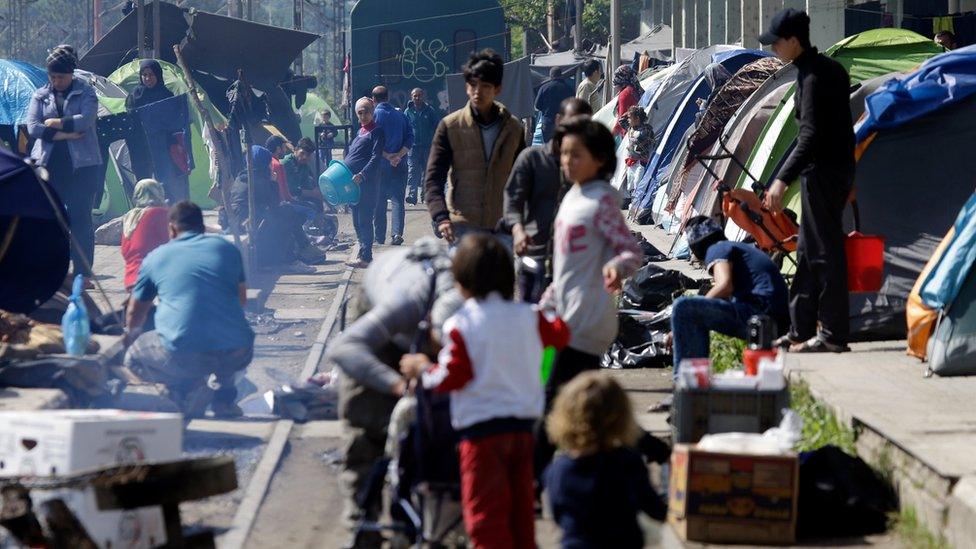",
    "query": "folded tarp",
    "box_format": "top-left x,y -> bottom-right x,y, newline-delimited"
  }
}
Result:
855,44 -> 976,143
